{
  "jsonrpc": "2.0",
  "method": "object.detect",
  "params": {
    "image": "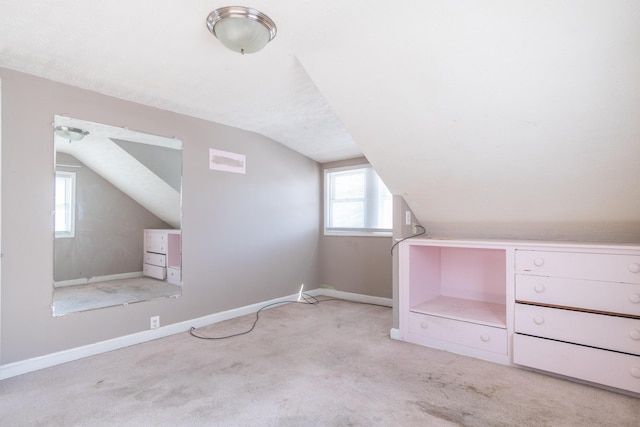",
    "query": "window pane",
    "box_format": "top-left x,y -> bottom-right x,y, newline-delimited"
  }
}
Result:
325,165 -> 393,234
55,172 -> 75,237
378,200 -> 393,229
333,170 -> 365,200
331,201 -> 364,228
55,177 -> 67,231
375,176 -> 393,229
